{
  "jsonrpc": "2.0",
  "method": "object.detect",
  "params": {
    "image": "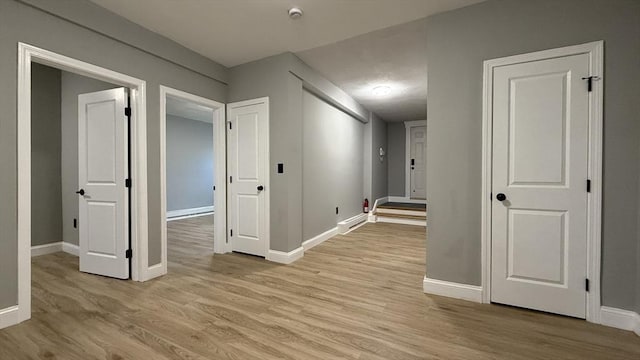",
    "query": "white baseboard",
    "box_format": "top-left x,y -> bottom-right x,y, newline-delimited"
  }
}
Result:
62,242 -> 79,256
600,306 -> 640,336
376,216 -> 426,227
0,306 -> 20,330
423,276 -> 483,303
31,242 -> 62,257
388,196 -> 426,204
302,227 -> 338,251
144,263 -> 166,281
337,213 -> 368,234
266,247 -> 304,265
167,206 -> 214,220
